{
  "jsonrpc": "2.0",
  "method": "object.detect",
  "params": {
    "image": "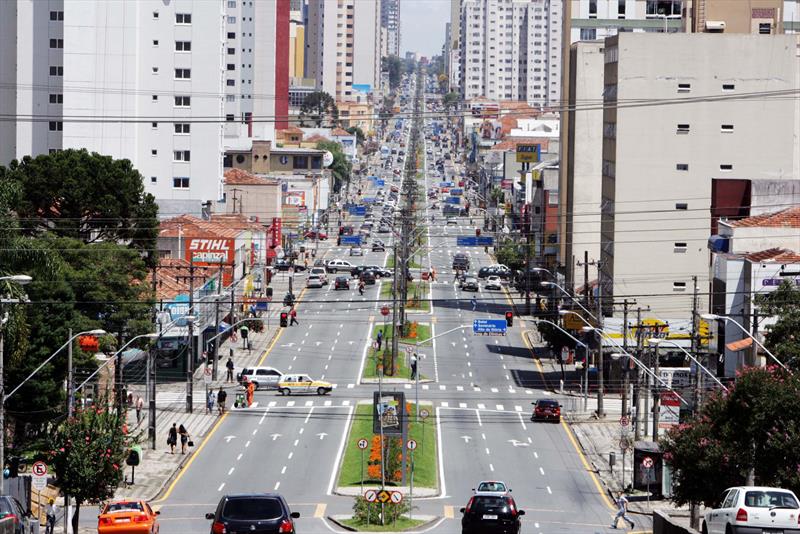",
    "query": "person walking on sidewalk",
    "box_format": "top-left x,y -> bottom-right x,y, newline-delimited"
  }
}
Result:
217,387 -> 227,414
45,498 -> 57,534
167,423 -> 178,454
206,389 -> 215,414
225,357 -> 235,382
611,492 -> 635,529
410,352 -> 418,380
289,307 -> 299,326
135,396 -> 144,424
178,424 -> 189,454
